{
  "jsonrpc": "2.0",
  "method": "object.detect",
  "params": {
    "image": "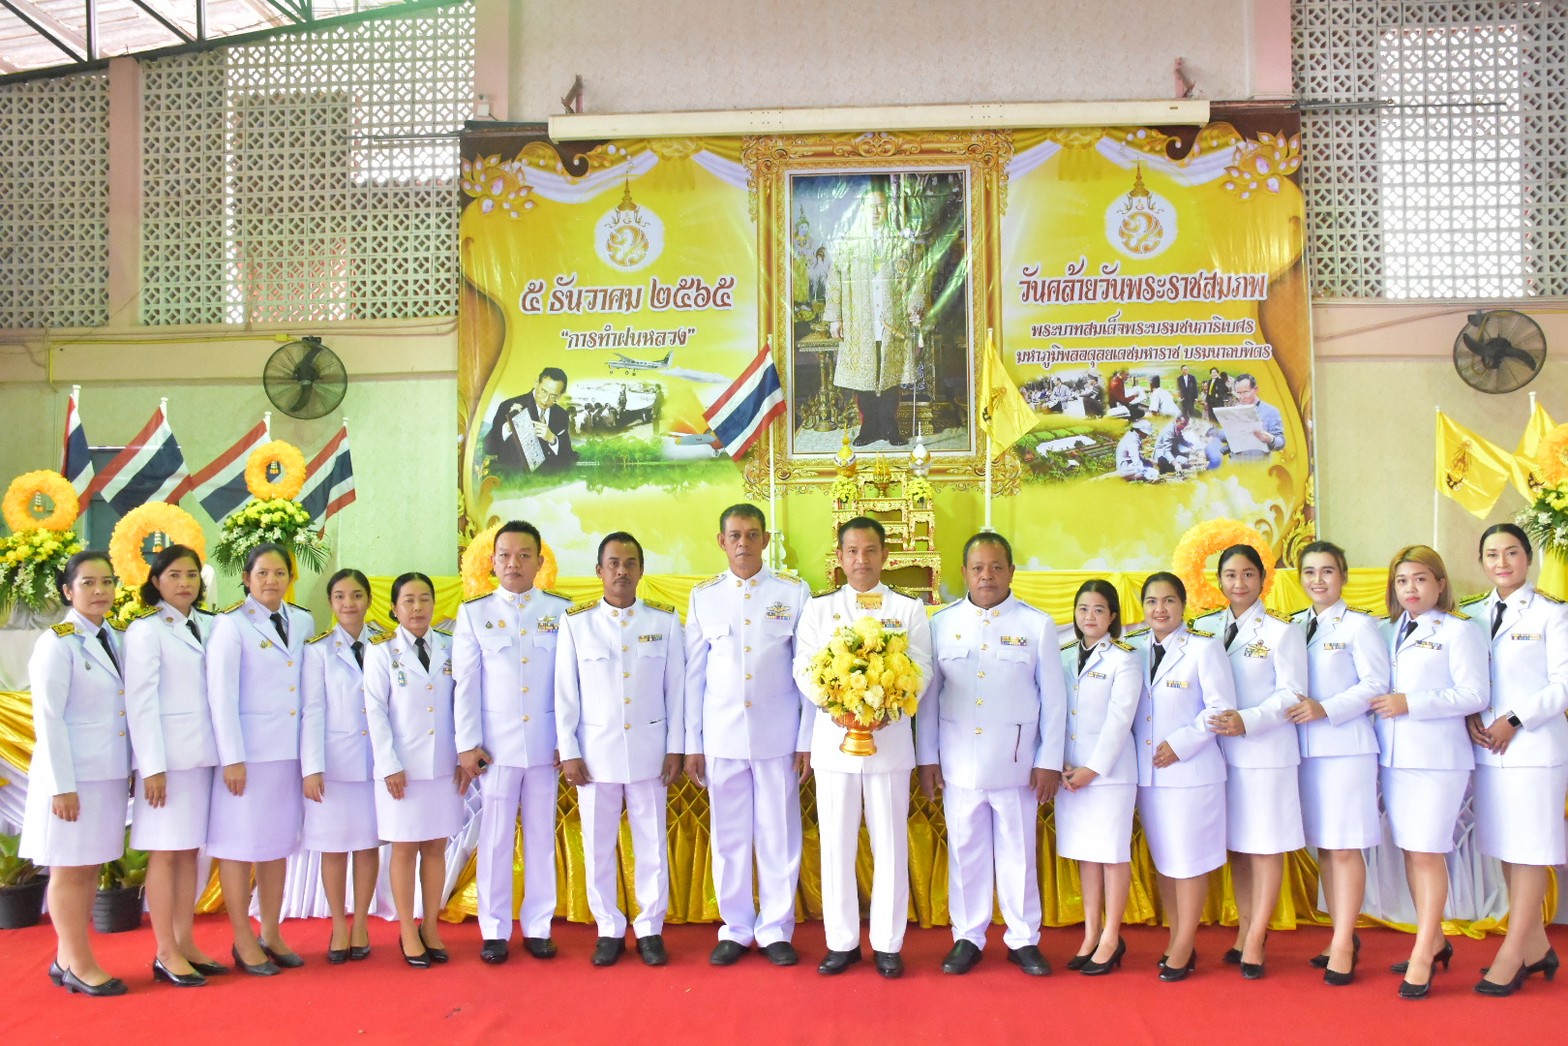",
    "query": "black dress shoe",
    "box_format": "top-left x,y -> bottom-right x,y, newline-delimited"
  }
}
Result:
61,969 -> 129,997
762,941 -> 799,967
1241,961 -> 1265,980
152,958 -> 206,987
523,937 -> 557,960
1474,968 -> 1529,997
1399,976 -> 1431,999
1483,946 -> 1559,981
592,936 -> 626,967
1311,933 -> 1360,970
873,951 -> 903,979
326,946 -> 349,965
418,925 -> 448,964
941,940 -> 982,975
1080,938 -> 1126,976
48,960 -> 65,987
818,947 -> 863,975
260,943 -> 305,969
637,935 -> 668,966
1065,951 -> 1094,971
710,940 -> 747,966
1324,952 -> 1358,987
1391,939 -> 1452,975
401,940 -> 432,969
481,939 -> 510,964
1159,952 -> 1197,982
1007,945 -> 1052,976
1223,947 -> 1243,965
347,944 -> 372,962
231,946 -> 280,977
